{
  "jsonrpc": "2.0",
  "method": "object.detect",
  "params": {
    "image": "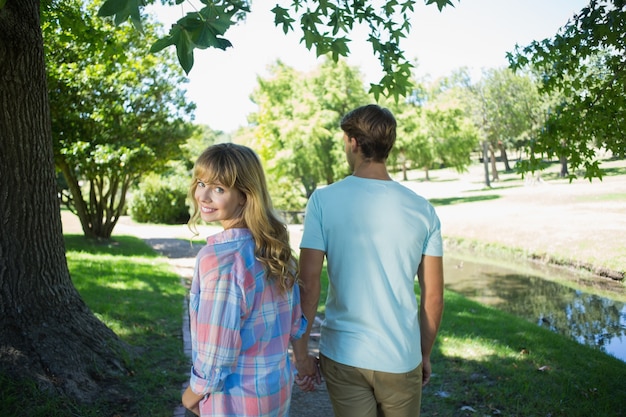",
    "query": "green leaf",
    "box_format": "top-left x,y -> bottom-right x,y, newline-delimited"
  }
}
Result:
129,0 -> 143,32
330,37 -> 351,60
99,0 -> 143,31
272,5 -> 296,34
424,0 -> 456,12
176,29 -> 195,74
98,0 -> 128,16
0,0 -> 7,10
150,36 -> 175,53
